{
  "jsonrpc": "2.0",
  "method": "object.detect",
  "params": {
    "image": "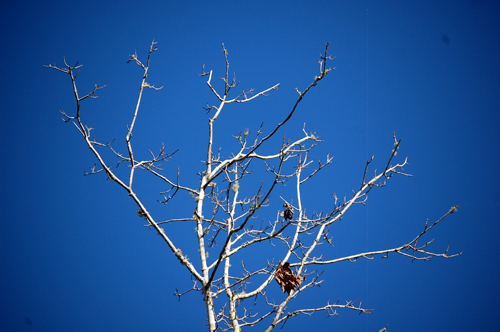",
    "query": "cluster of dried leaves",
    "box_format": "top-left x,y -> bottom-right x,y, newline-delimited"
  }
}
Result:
280,202 -> 294,221
274,262 -> 306,294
